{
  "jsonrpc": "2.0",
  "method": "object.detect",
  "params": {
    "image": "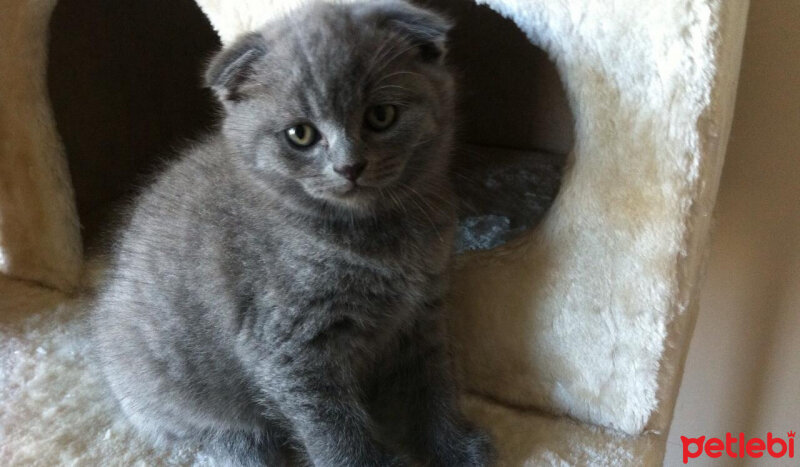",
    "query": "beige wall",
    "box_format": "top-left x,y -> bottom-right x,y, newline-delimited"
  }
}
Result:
664,0 -> 800,464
